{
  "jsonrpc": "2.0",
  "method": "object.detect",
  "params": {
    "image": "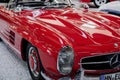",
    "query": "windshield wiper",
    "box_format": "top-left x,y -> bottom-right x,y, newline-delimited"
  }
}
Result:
51,2 -> 74,7
18,2 -> 45,7
51,3 -> 68,5
49,3 -> 71,8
